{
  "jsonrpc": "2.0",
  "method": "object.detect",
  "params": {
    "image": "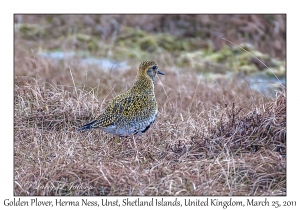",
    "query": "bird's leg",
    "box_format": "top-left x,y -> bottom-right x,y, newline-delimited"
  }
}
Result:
133,135 -> 140,162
